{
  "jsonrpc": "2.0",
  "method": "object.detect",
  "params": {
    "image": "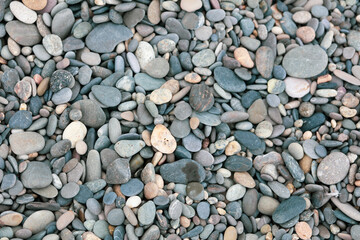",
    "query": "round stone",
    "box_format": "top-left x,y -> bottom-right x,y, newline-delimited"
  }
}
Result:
43,34 -> 63,56
145,57 -> 170,78
295,222 -> 312,240
120,178 -> 144,197
284,77 -> 310,98
63,121 -> 87,148
226,184 -> 246,201
107,208 -> 125,226
317,152 -> 350,185
192,49 -> 215,67
61,182 -> 80,199
282,45 -> 328,78
255,121 -> 273,138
